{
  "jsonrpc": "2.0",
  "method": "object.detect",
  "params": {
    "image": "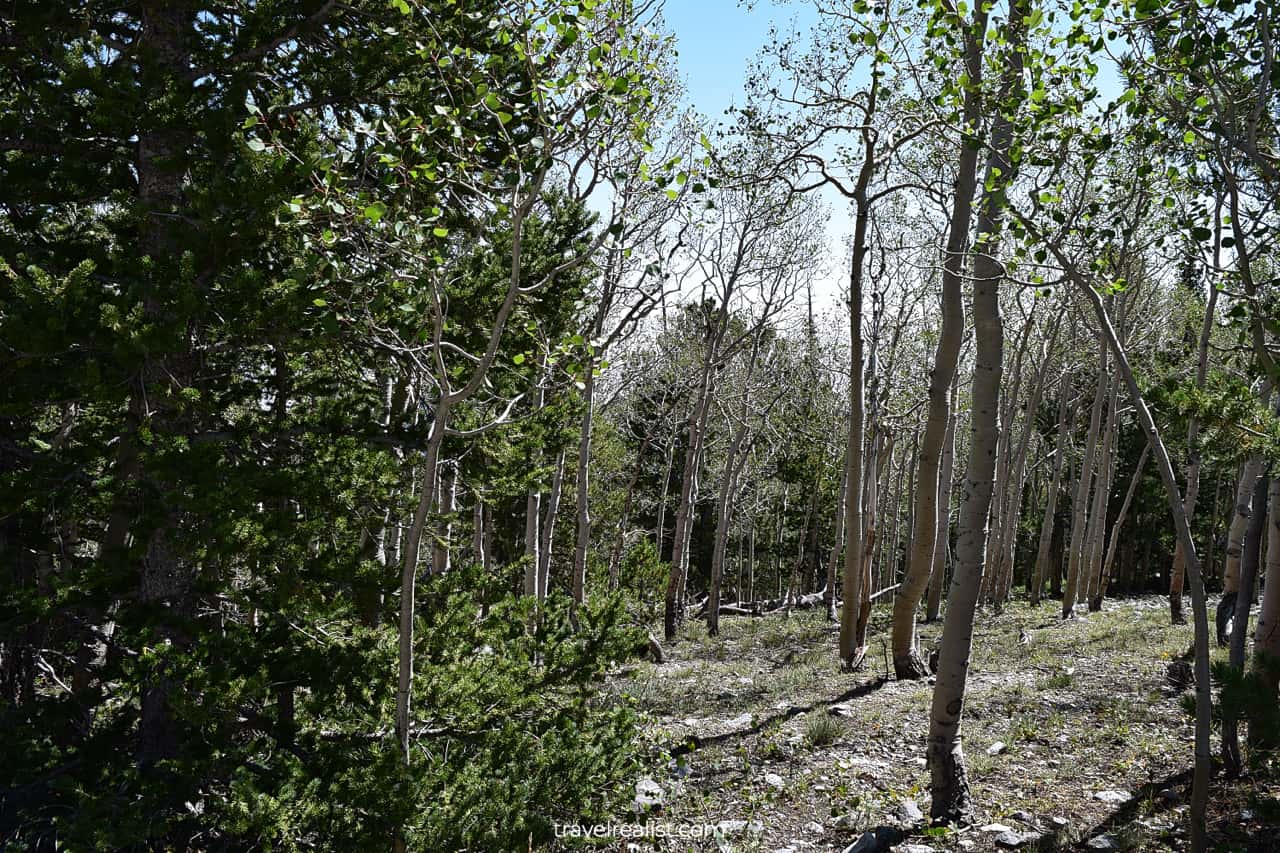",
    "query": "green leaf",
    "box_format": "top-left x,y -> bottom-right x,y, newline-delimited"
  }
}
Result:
364,203 -> 387,223
433,226 -> 449,237
513,353 -> 526,365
